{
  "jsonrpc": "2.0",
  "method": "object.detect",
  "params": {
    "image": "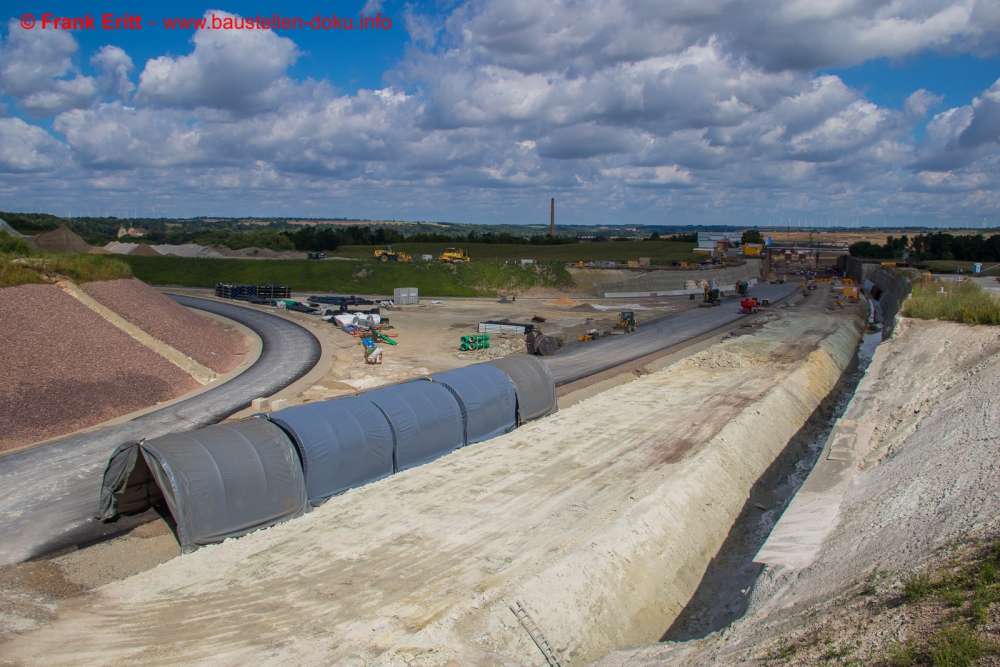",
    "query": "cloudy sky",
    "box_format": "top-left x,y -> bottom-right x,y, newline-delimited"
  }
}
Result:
1,0 -> 999,227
